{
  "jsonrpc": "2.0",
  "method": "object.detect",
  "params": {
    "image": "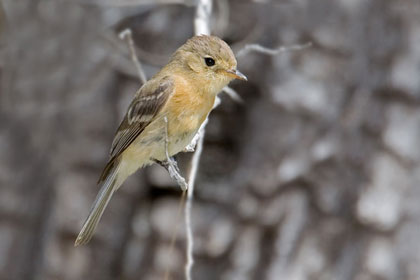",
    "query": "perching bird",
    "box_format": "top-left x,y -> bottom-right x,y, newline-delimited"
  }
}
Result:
75,35 -> 247,246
